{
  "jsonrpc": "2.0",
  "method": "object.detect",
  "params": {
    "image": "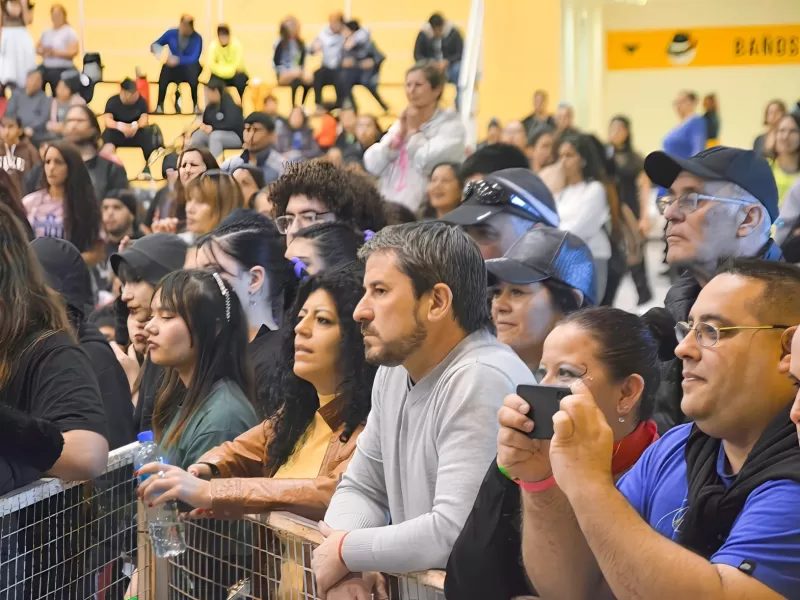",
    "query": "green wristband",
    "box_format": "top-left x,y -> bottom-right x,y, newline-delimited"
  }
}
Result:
497,464 -> 517,481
